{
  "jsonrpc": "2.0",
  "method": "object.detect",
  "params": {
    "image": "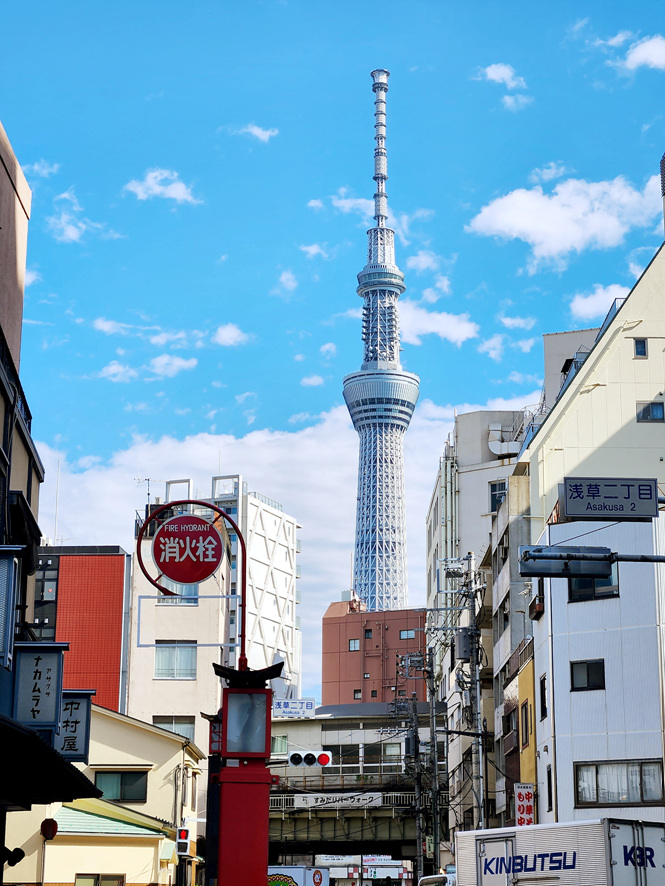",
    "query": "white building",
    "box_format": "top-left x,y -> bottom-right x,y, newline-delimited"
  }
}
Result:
514,241 -> 665,822
126,475 -> 302,804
